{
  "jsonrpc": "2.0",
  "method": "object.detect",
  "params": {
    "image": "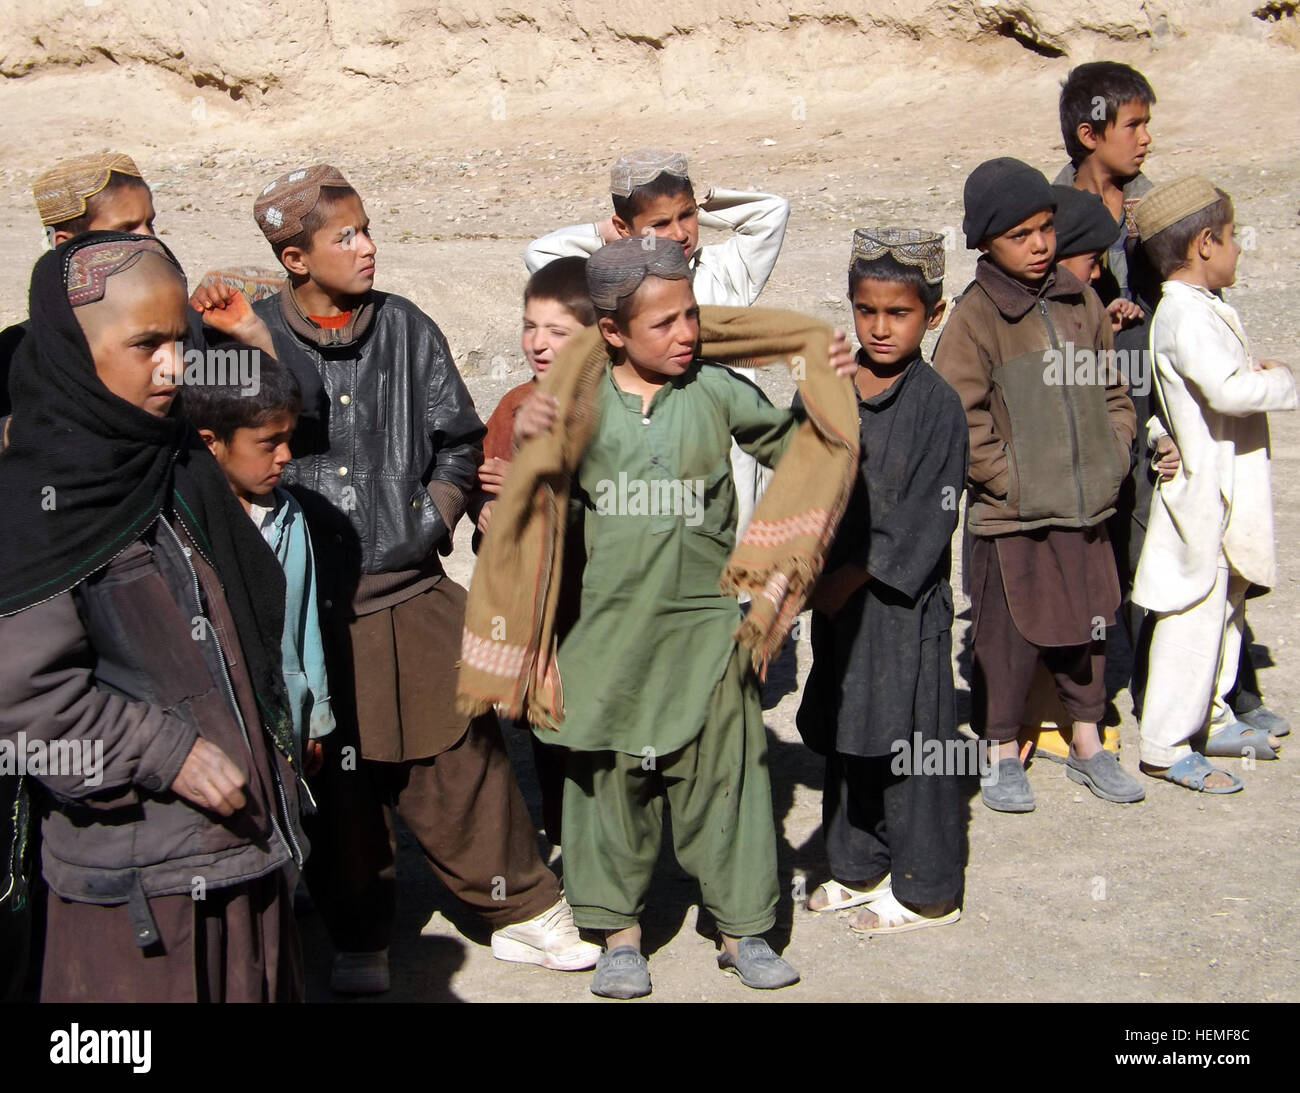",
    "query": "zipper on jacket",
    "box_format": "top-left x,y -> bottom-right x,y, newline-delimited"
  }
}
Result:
1037,299 -> 1087,521
161,519 -> 303,867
